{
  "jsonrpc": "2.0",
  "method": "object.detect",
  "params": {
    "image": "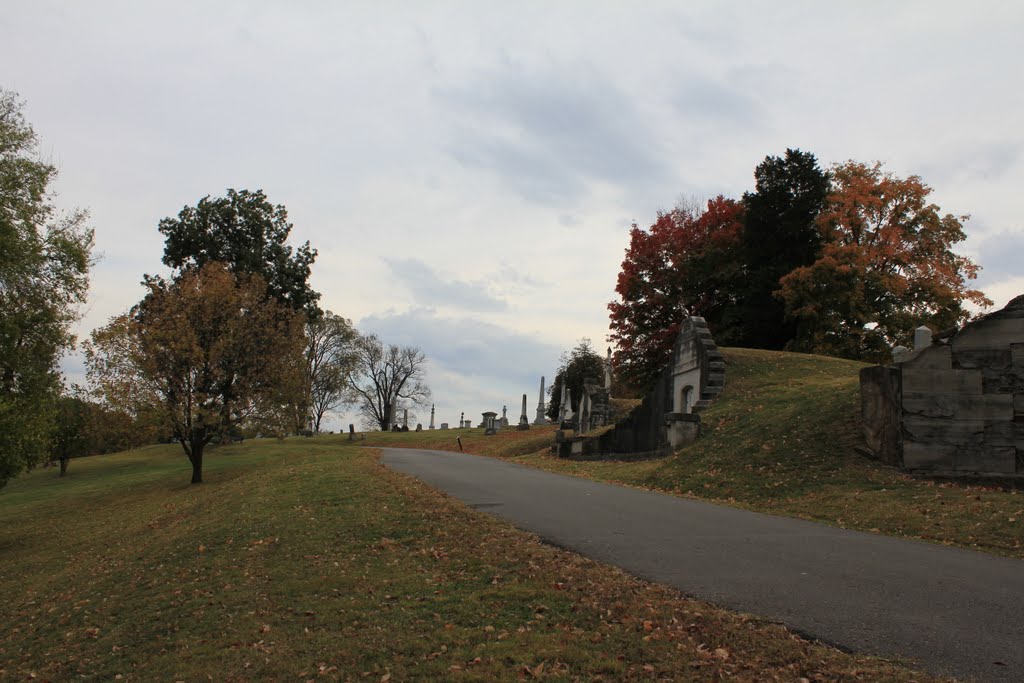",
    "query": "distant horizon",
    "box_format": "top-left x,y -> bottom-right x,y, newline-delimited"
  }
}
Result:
6,1 -> 1021,431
